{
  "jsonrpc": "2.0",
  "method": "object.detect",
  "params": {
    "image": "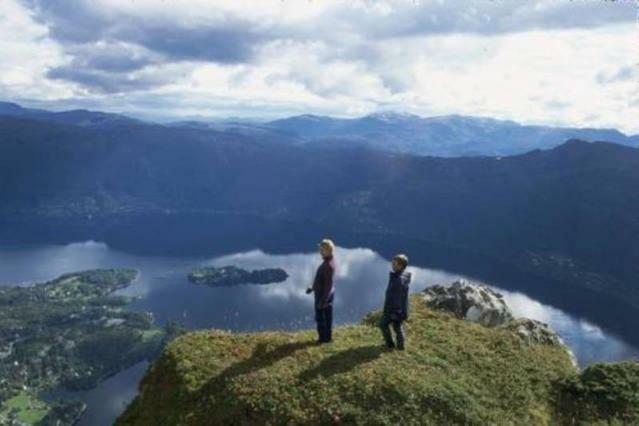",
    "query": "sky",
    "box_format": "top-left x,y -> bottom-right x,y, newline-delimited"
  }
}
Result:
0,0 -> 637,132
